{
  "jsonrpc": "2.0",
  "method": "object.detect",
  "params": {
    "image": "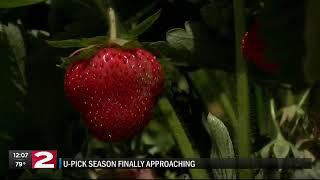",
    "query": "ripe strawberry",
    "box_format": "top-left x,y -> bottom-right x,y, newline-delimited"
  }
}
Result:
241,23 -> 280,74
64,48 -> 164,142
